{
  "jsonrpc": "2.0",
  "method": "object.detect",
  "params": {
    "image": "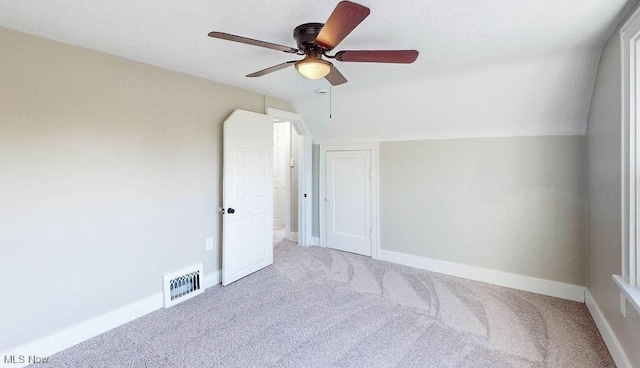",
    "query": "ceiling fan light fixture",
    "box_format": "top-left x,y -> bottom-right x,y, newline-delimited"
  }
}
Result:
209,1 -> 418,86
295,56 -> 332,80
